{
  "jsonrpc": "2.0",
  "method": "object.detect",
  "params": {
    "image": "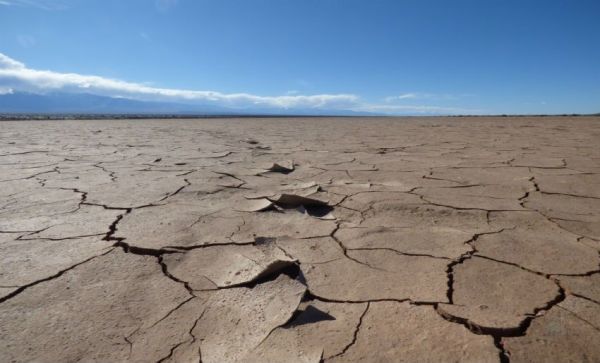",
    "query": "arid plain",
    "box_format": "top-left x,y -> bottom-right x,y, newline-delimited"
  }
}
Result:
1,116 -> 599,362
